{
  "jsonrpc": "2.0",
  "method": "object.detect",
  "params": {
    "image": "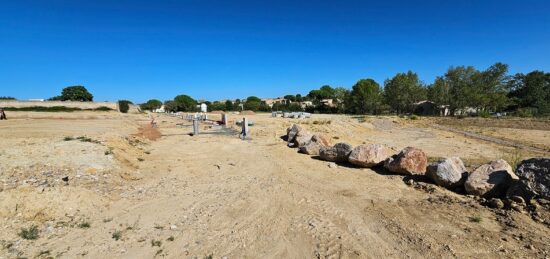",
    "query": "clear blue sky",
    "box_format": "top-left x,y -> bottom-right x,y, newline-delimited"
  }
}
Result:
1,0 -> 549,103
